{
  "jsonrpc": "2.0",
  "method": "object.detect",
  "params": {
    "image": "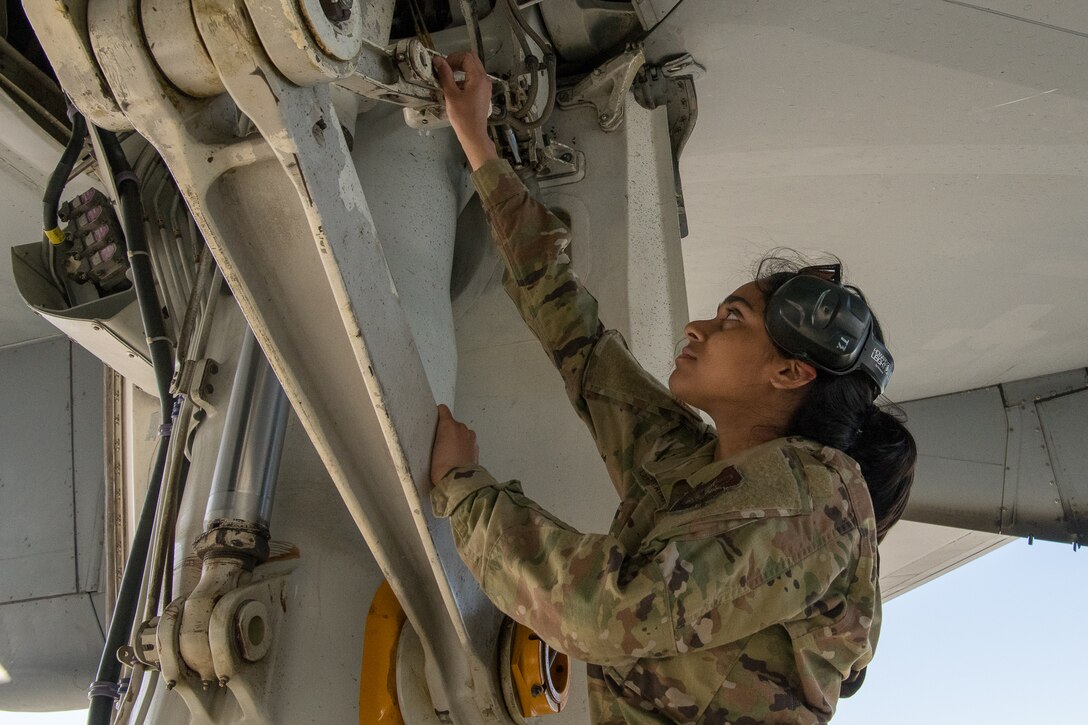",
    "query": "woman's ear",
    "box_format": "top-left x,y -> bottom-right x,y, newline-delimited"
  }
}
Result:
770,358 -> 817,391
